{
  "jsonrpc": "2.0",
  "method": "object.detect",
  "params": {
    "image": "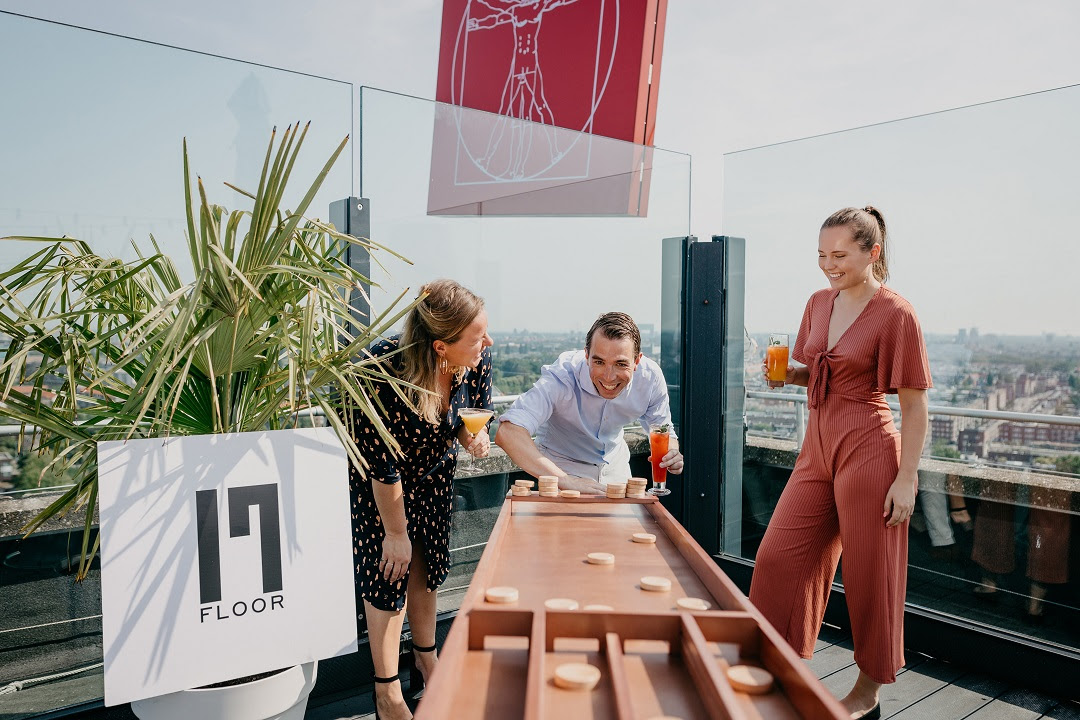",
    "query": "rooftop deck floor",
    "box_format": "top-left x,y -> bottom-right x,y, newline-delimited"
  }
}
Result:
307,621 -> 1080,720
